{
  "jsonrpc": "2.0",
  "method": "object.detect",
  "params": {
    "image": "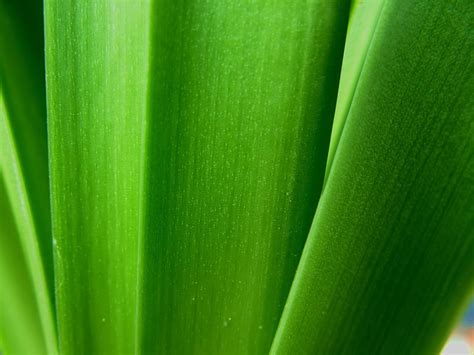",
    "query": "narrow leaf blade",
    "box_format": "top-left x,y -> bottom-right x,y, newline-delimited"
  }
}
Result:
45,2 -> 150,353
